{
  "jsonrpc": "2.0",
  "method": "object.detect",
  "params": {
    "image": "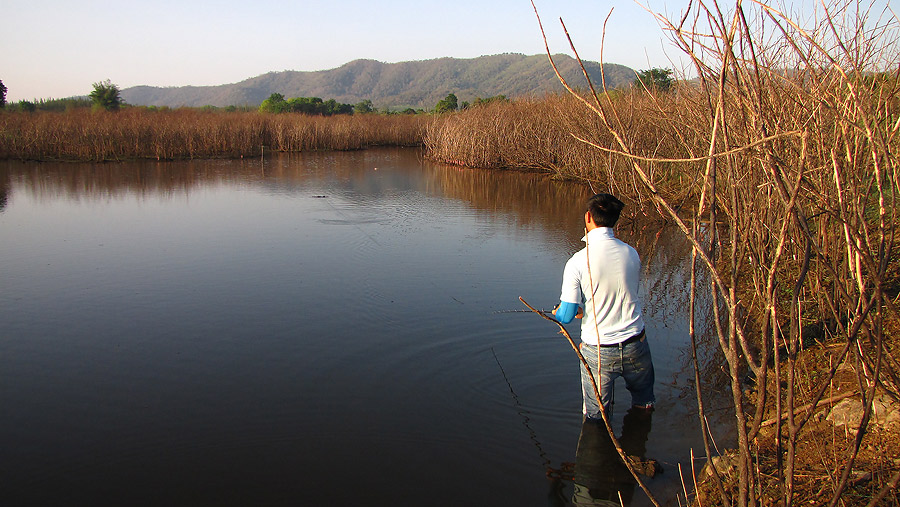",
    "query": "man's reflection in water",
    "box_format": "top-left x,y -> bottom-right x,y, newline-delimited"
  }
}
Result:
571,407 -> 656,506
